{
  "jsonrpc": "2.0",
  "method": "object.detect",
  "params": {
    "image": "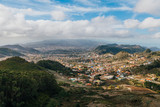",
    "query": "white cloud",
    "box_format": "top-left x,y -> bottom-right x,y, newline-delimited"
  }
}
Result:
0,0 -> 133,22
139,17 -> 160,29
36,0 -> 51,3
27,16 -> 129,39
0,4 -> 49,16
0,4 -> 131,43
74,0 -> 101,6
57,5 -> 132,13
5,3 -> 160,45
124,19 -> 139,28
134,0 -> 160,16
153,32 -> 160,38
51,11 -> 66,20
123,17 -> 160,30
0,5 -> 32,38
